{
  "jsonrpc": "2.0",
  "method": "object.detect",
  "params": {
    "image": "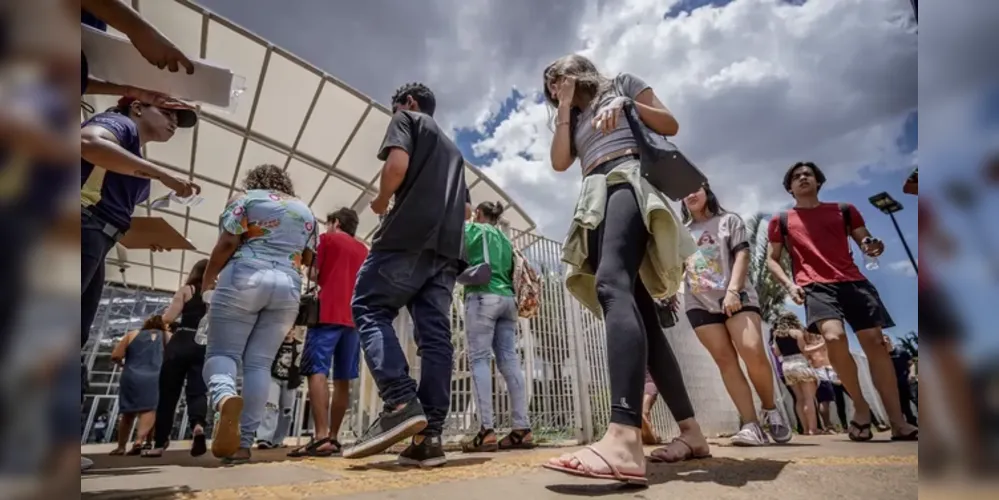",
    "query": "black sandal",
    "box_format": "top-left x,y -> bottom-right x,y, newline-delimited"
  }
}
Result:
848,420 -> 874,442
287,437 -> 336,457
461,428 -> 498,453
191,433 -> 207,457
891,429 -> 918,441
499,429 -> 537,450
